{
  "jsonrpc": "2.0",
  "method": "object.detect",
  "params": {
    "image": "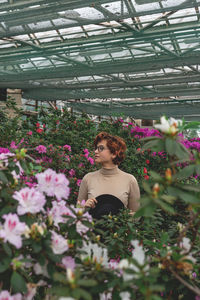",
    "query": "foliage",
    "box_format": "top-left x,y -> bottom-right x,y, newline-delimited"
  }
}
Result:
0,106 -> 200,299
